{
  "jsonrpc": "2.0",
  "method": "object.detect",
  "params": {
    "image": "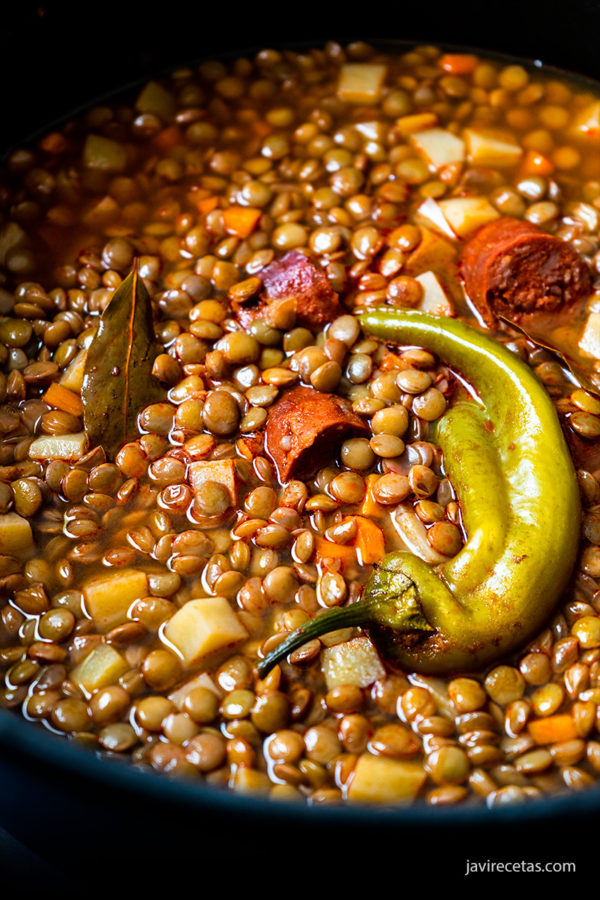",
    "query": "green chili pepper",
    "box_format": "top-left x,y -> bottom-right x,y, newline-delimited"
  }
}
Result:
257,309 -> 581,677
